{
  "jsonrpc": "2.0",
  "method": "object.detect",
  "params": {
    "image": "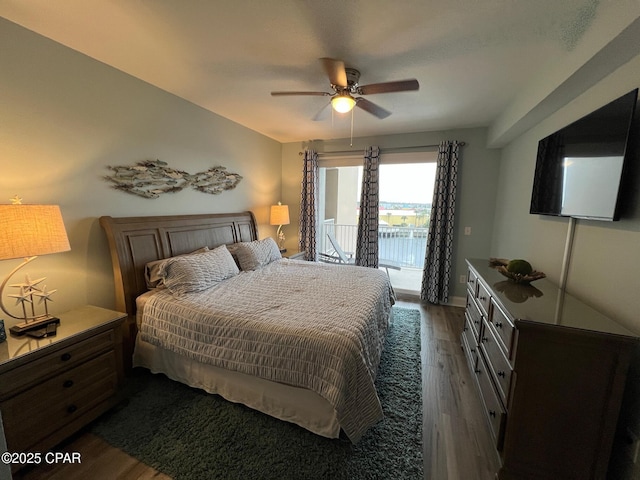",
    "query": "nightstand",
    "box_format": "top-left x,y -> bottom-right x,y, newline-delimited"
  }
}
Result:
0,305 -> 125,470
283,250 -> 306,260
